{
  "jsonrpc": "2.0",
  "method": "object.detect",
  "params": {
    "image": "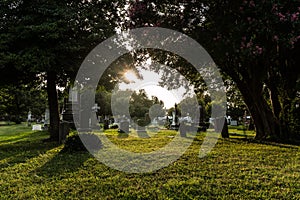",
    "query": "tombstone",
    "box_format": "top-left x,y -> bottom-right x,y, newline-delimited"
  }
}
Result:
27,111 -> 32,126
44,108 -> 50,130
118,117 -> 130,138
119,119 -> 130,133
152,117 -> 158,126
179,122 -> 187,137
230,120 -> 238,126
136,125 -> 148,138
221,119 -> 229,138
118,115 -> 129,134
91,103 -> 100,129
79,109 -> 91,132
69,86 -> 80,126
61,97 -> 76,129
226,116 -> 232,125
170,104 -> 179,130
103,116 -> 109,130
69,86 -> 78,102
214,117 -> 229,138
78,91 -> 93,132
32,124 -> 42,131
136,119 -> 149,138
59,122 -> 70,144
